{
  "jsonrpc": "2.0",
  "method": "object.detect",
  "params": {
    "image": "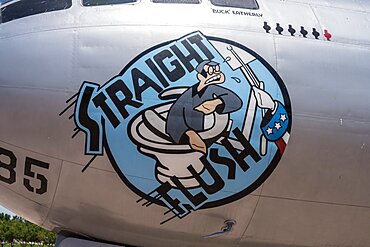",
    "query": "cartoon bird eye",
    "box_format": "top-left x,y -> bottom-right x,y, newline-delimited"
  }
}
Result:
215,65 -> 220,72
208,66 -> 214,75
